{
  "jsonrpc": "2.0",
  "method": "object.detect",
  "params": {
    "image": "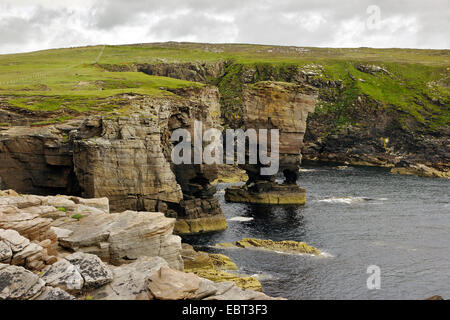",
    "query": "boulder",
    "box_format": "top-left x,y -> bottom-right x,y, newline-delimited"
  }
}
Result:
0,229 -> 30,253
0,240 -> 12,263
65,252 -> 113,289
90,256 -> 168,300
35,286 -> 76,300
147,266 -> 217,300
204,282 -> 282,300
58,211 -> 183,269
11,242 -> 43,266
0,265 -> 45,300
40,259 -> 84,293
